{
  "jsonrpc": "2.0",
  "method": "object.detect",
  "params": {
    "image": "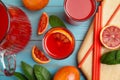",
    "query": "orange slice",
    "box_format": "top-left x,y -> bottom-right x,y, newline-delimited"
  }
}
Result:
32,46 -> 50,64
53,32 -> 72,43
38,12 -> 49,35
22,0 -> 49,11
100,25 -> 120,49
